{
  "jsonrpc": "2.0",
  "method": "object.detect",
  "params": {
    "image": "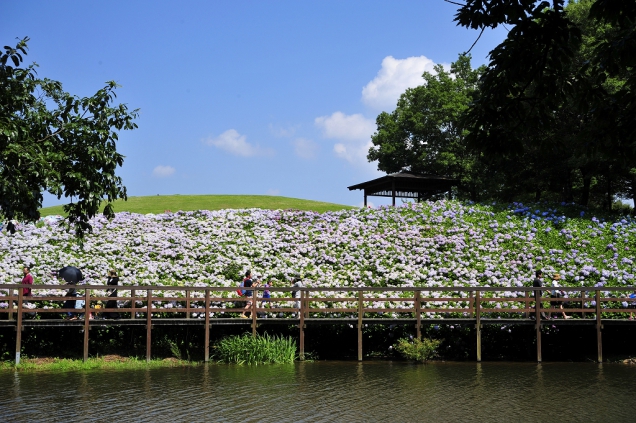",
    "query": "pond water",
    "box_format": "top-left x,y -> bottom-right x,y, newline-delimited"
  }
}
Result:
1,361 -> 635,422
